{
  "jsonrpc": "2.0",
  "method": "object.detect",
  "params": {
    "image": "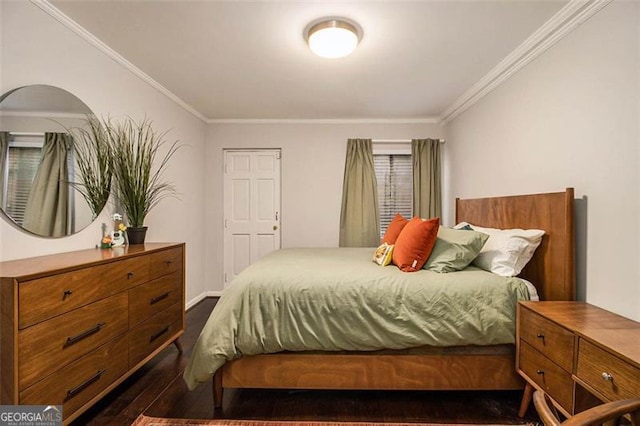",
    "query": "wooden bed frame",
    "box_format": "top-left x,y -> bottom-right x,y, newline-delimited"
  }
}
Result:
212,188 -> 576,407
